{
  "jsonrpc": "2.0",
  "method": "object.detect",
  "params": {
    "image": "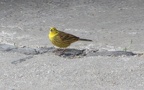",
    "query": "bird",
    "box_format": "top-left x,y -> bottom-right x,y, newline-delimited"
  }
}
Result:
48,27 -> 92,48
